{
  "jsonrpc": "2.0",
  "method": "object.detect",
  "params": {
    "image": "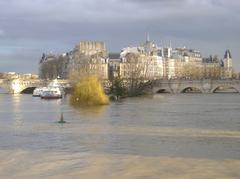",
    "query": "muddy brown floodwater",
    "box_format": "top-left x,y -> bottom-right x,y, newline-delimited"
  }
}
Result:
0,93 -> 239,178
